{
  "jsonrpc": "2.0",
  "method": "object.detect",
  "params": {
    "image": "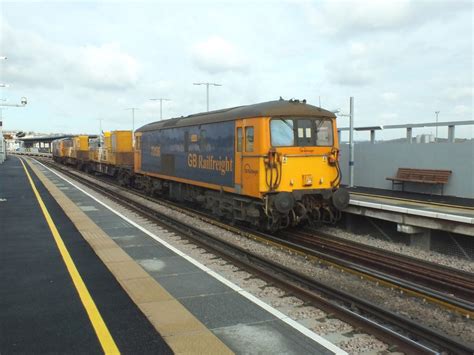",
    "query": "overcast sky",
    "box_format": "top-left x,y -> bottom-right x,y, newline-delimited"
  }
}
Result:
1,0 -> 472,140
